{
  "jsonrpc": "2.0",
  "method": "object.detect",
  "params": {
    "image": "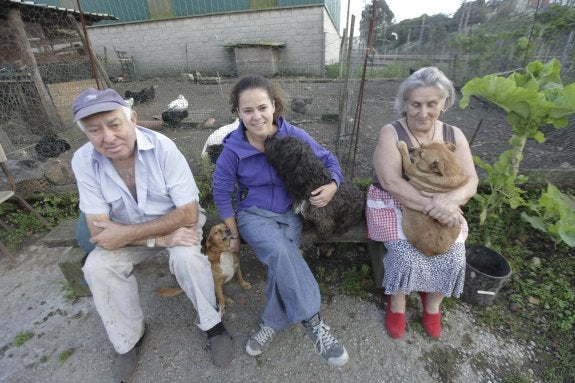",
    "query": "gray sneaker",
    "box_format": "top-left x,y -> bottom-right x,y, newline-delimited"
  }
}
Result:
304,318 -> 349,367
245,324 -> 276,356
